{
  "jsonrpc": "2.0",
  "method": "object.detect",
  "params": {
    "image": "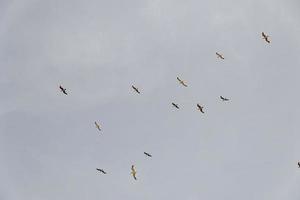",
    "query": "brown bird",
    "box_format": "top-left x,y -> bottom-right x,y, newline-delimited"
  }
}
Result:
96,168 -> 107,174
172,103 -> 179,109
144,152 -> 152,157
197,104 -> 204,113
132,85 -> 140,94
220,96 -> 229,101
131,165 -> 137,180
216,52 -> 225,60
177,77 -> 188,87
262,32 -> 270,43
95,121 -> 101,131
59,85 -> 67,95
